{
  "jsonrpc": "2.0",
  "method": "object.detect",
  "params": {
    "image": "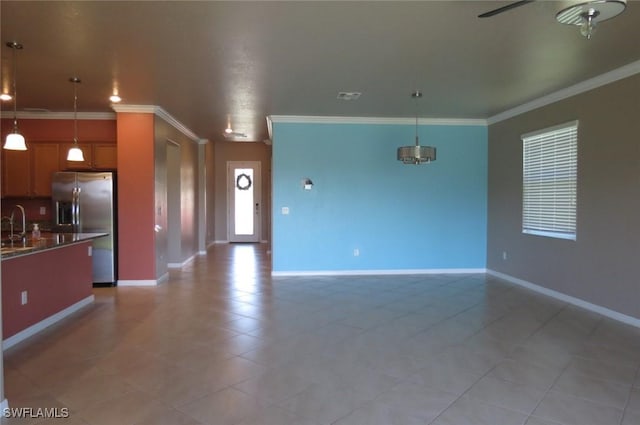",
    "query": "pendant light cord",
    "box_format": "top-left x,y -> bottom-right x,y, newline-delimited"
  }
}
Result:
73,82 -> 78,143
70,77 -> 81,144
11,43 -> 19,131
413,90 -> 422,147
